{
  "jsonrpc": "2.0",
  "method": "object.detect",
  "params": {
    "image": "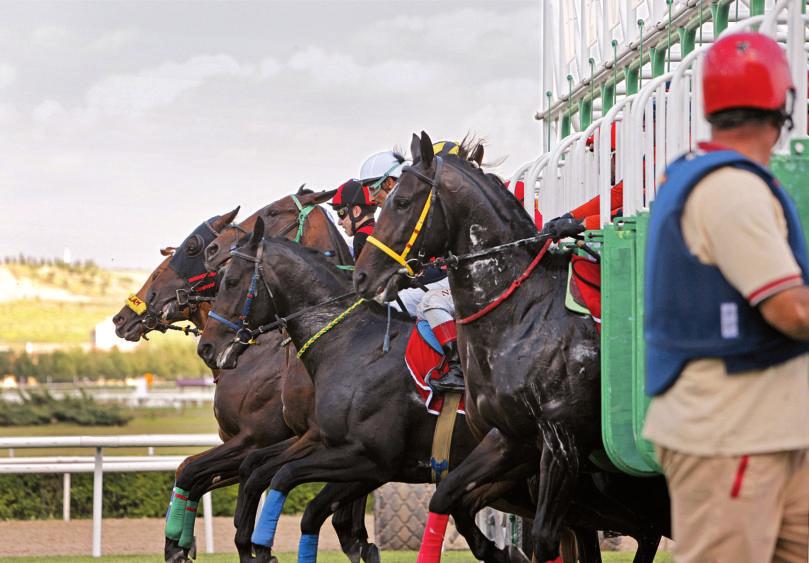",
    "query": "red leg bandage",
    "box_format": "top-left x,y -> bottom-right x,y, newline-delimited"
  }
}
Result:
416,512 -> 449,563
432,321 -> 457,346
